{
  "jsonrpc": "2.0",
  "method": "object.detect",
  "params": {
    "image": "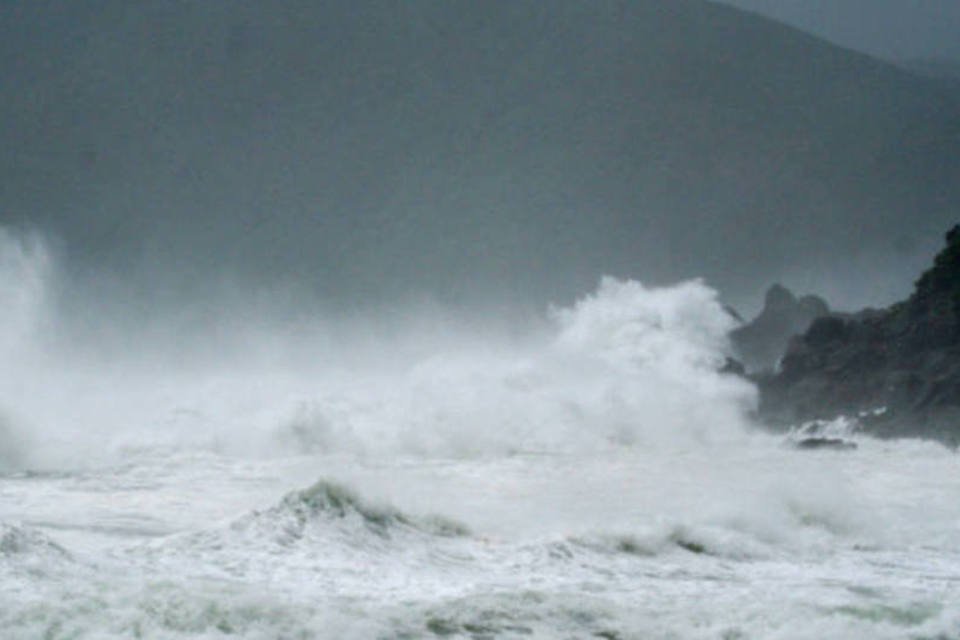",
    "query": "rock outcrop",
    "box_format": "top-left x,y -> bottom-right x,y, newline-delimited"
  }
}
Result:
730,285 -> 829,372
758,225 -> 960,444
